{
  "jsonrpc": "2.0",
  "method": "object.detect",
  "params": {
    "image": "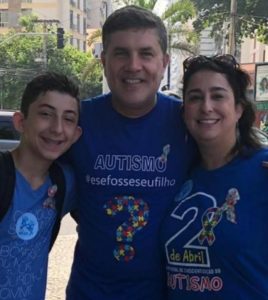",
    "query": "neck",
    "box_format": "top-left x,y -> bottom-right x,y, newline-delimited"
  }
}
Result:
198,141 -> 237,170
111,97 -> 157,118
11,147 -> 51,189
